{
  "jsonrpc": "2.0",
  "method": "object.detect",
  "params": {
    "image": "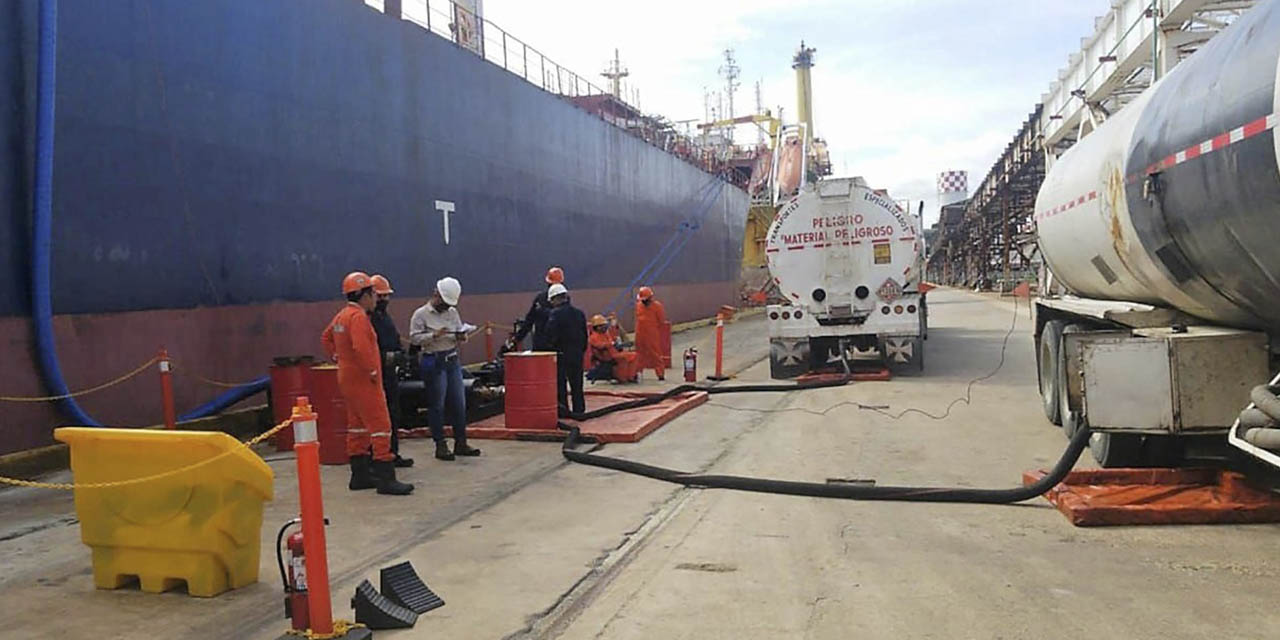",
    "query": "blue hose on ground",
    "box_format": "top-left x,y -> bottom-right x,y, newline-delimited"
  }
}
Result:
30,0 -> 99,426
178,376 -> 270,423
